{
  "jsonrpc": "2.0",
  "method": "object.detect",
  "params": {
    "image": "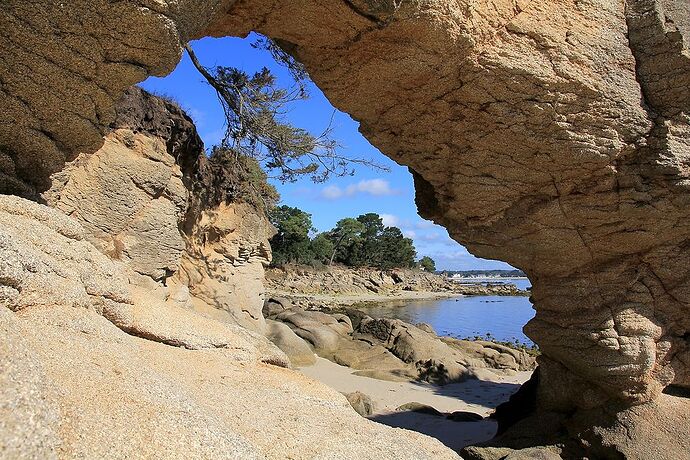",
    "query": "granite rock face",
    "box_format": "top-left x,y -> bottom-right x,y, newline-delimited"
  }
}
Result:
0,0 -> 227,196
2,0 -> 690,456
0,195 -> 456,459
44,87 -> 272,332
1,305 -> 457,459
265,305 -> 536,383
180,202 -> 273,332
0,194 -> 132,314
44,128 -> 189,282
